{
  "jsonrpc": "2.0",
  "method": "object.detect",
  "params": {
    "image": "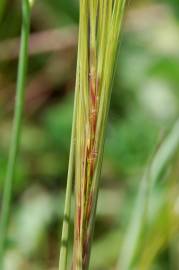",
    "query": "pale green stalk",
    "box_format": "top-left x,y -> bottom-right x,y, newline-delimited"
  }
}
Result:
0,1 -> 31,268
58,91 -> 77,270
71,1 -> 126,269
86,3 -> 127,267
59,2 -> 85,268
74,1 -> 89,267
59,42 -> 81,270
